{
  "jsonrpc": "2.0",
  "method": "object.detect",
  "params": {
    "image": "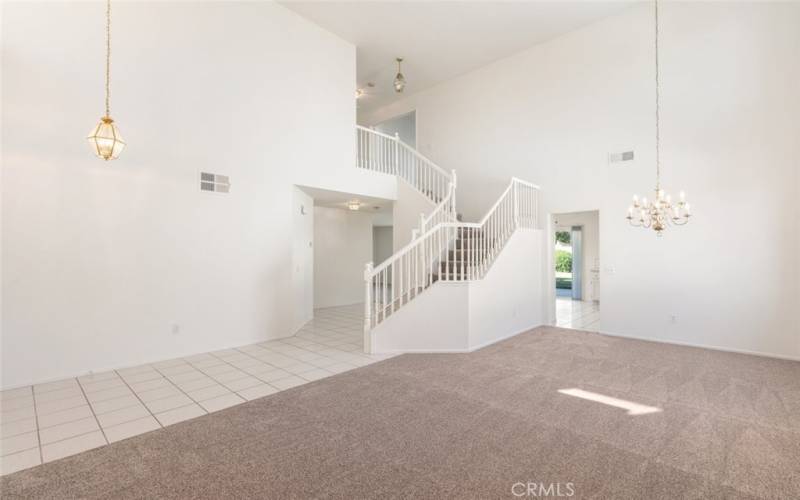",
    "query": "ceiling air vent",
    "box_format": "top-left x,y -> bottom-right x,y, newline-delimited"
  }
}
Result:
608,151 -> 634,164
200,172 -> 231,193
